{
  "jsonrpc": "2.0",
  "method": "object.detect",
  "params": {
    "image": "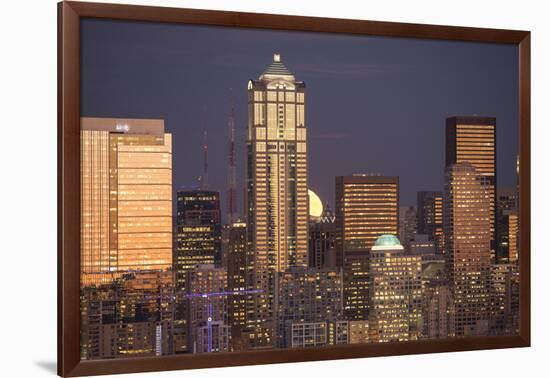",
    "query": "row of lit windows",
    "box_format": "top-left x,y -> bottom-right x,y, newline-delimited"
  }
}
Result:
253,90 -> 305,103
